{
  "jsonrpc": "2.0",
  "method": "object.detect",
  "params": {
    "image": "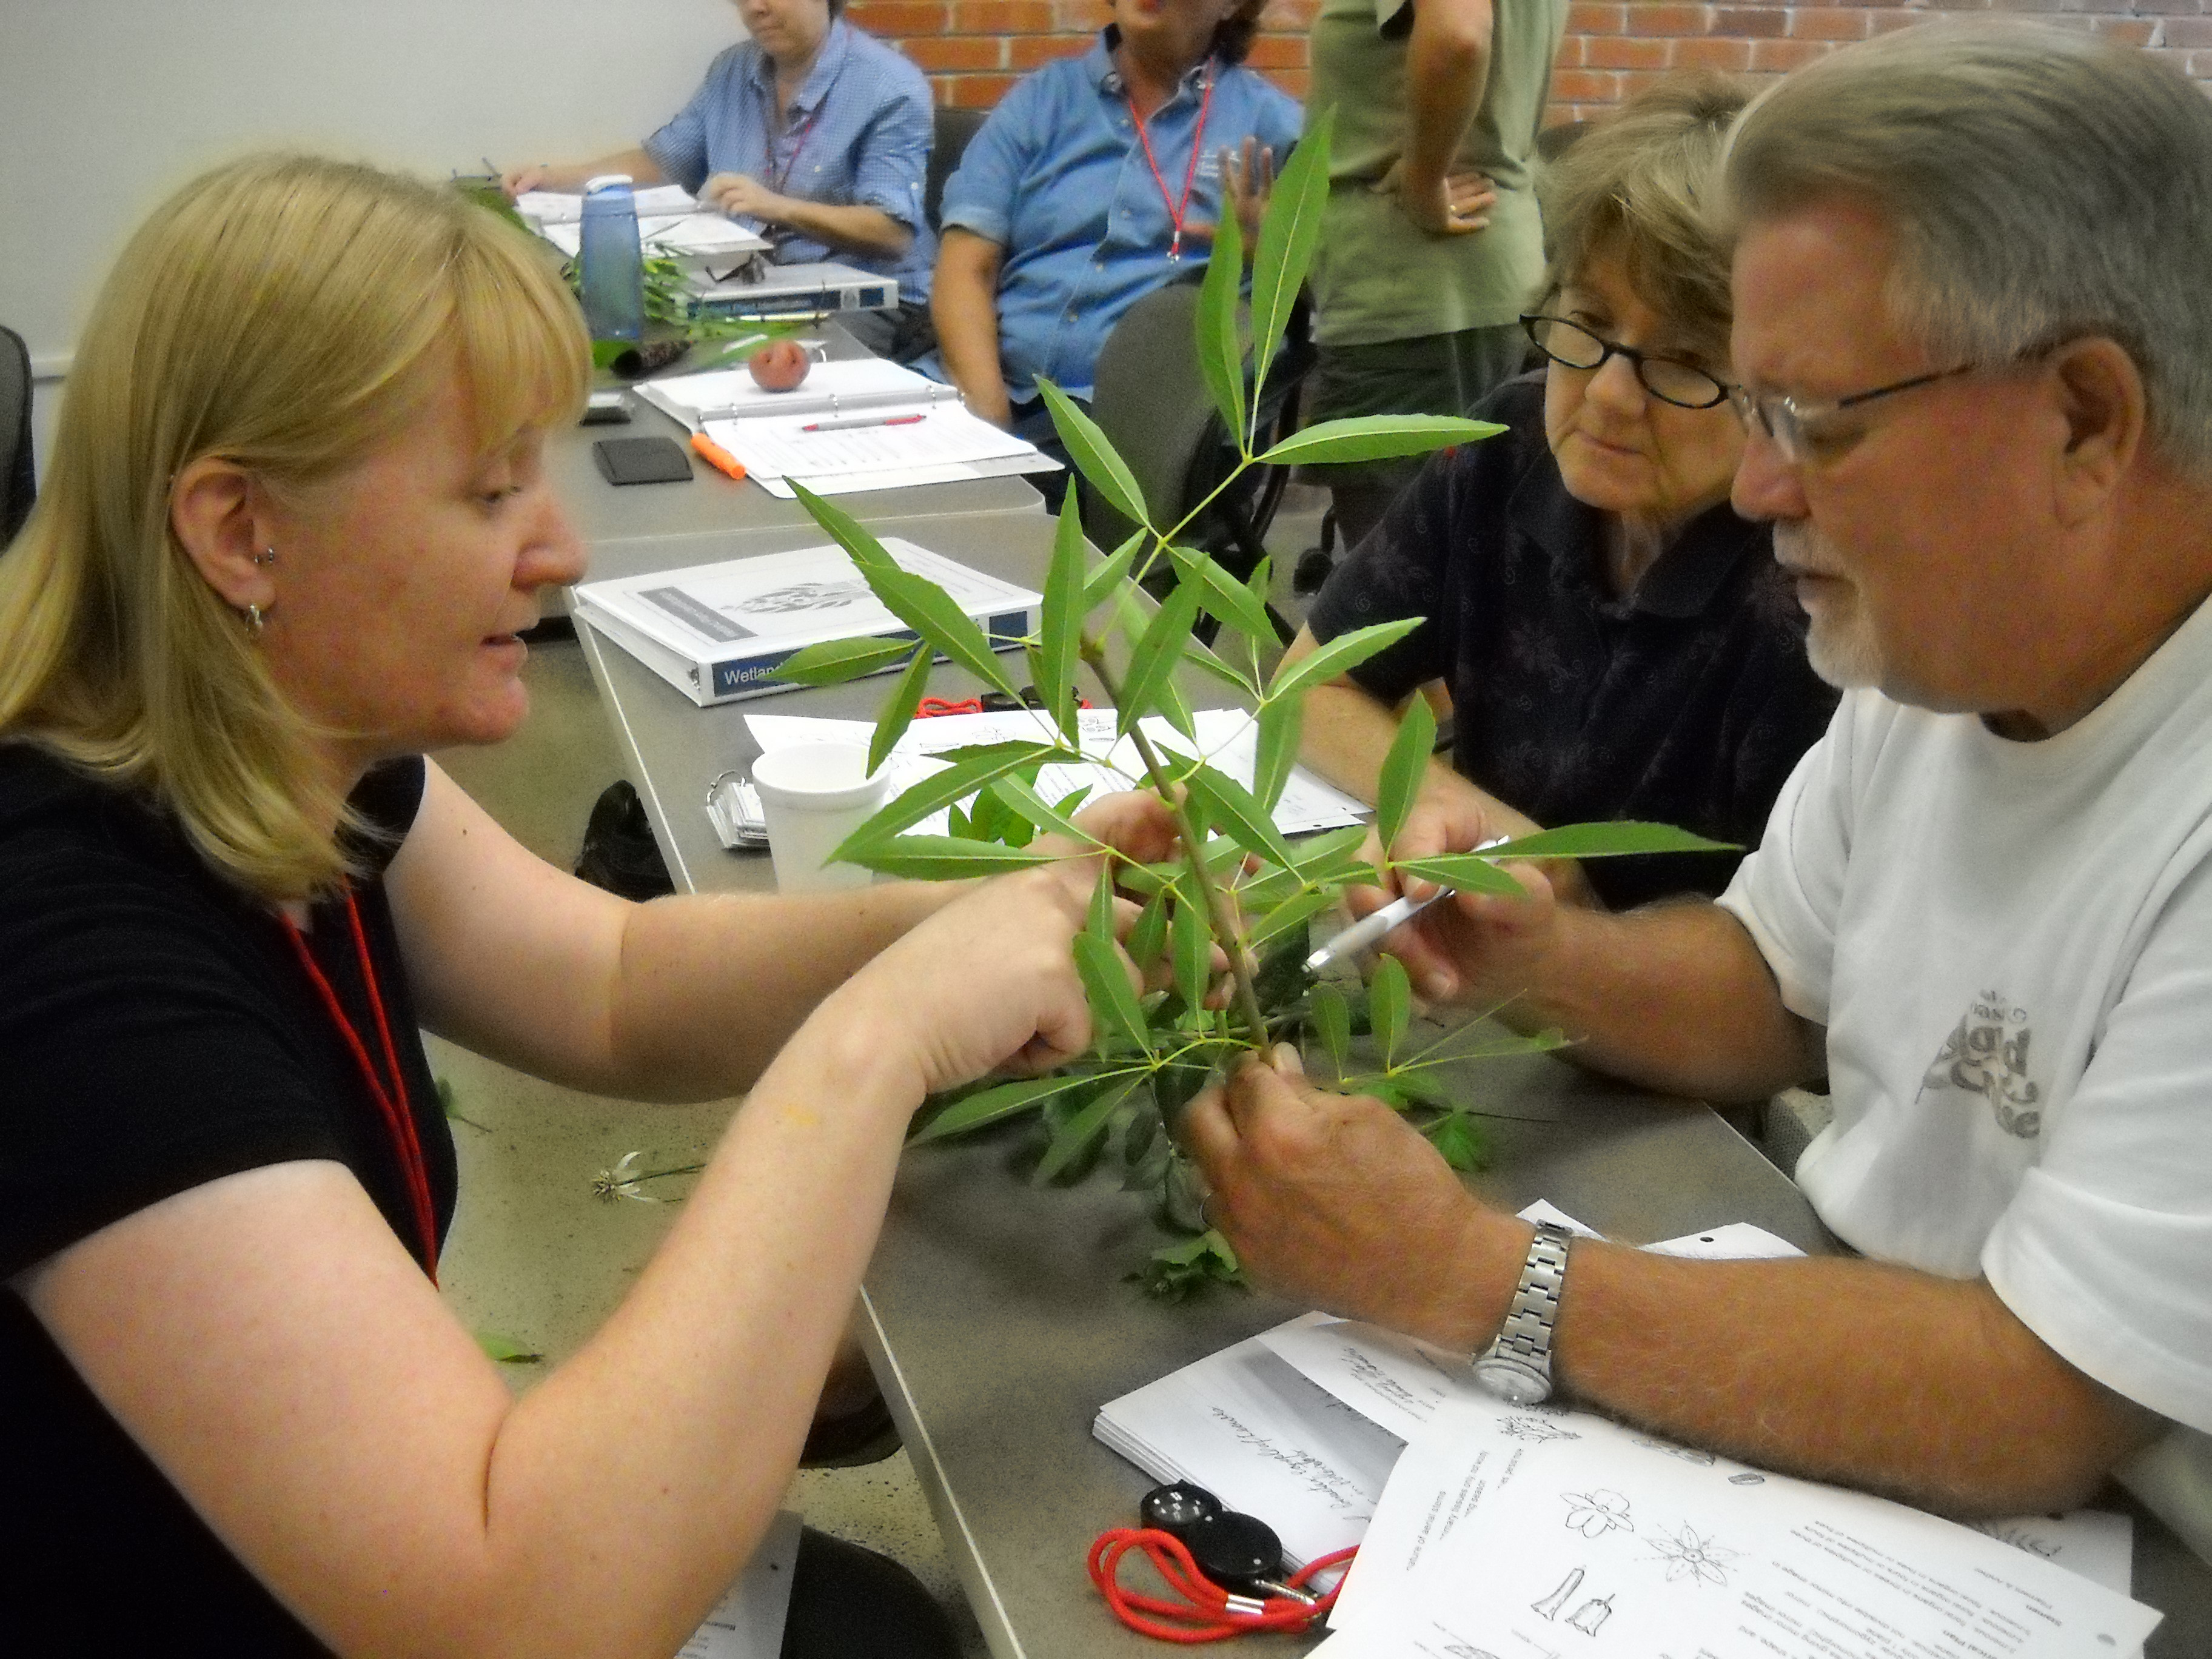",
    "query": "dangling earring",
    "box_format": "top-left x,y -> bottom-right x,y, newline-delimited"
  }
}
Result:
244,603 -> 266,637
